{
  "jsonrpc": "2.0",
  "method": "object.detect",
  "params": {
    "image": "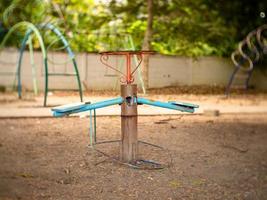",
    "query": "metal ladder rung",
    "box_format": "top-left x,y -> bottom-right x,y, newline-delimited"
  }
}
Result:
47,73 -> 77,76
104,74 -> 118,77
234,73 -> 249,79
231,85 -> 247,89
